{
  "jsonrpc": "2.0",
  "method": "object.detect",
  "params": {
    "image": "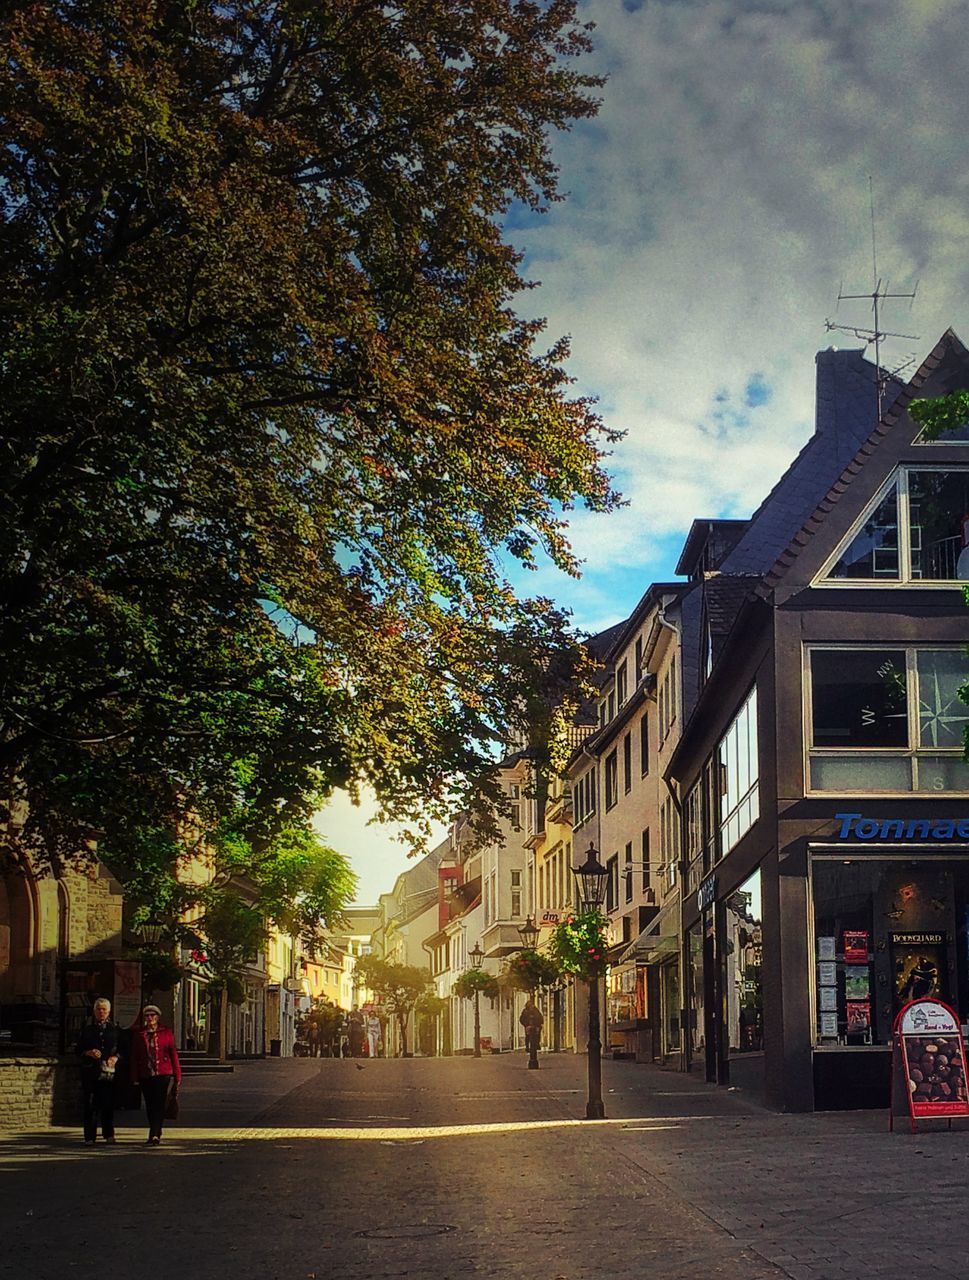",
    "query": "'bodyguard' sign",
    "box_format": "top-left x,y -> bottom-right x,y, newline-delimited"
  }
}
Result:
836,813 -> 969,841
